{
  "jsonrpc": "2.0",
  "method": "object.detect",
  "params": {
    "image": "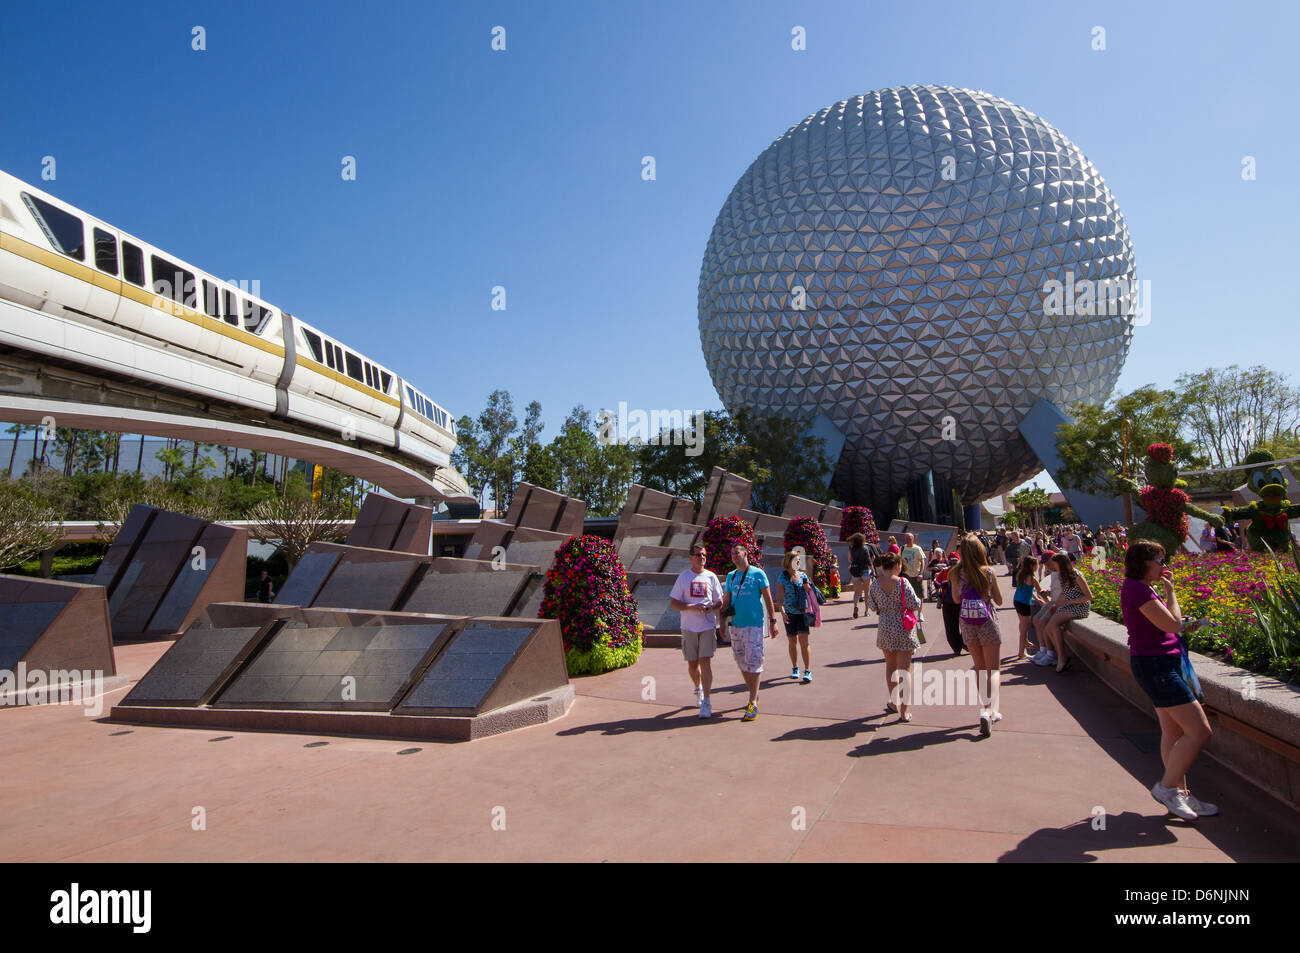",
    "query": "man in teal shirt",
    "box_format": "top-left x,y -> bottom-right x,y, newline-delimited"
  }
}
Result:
719,543 -> 779,721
